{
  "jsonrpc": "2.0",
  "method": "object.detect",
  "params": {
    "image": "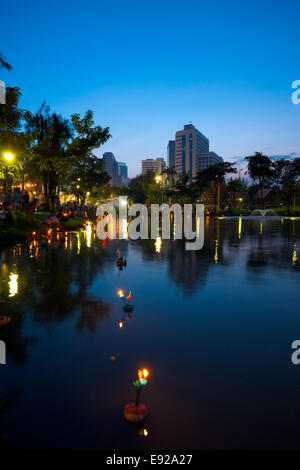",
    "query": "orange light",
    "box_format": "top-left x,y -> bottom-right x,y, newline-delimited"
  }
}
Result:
138,368 -> 149,380
119,321 -> 123,328
118,290 -> 124,297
